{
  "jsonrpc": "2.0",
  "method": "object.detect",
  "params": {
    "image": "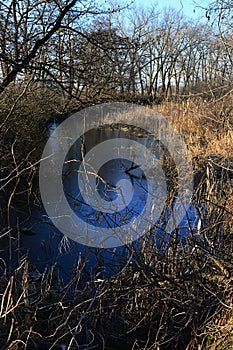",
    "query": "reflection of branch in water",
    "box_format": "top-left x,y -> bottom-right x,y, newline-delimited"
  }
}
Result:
64,159 -> 111,189
124,164 -> 146,180
64,161 -> 120,205
125,164 -> 140,175
65,190 -> 136,242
